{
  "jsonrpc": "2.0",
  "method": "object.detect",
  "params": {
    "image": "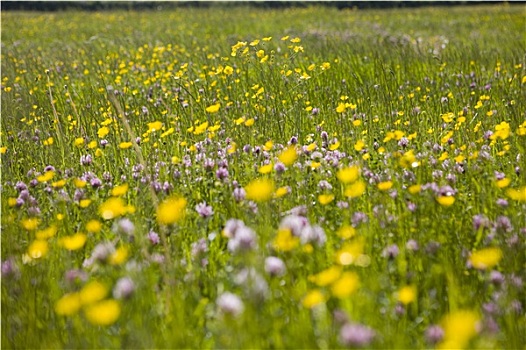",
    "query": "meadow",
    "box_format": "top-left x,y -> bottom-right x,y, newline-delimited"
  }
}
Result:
1,4 -> 525,349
